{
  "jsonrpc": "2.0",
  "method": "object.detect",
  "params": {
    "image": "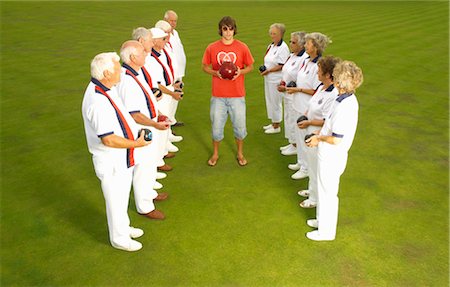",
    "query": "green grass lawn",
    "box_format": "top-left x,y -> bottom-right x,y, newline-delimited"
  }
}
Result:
1,1 -> 448,286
